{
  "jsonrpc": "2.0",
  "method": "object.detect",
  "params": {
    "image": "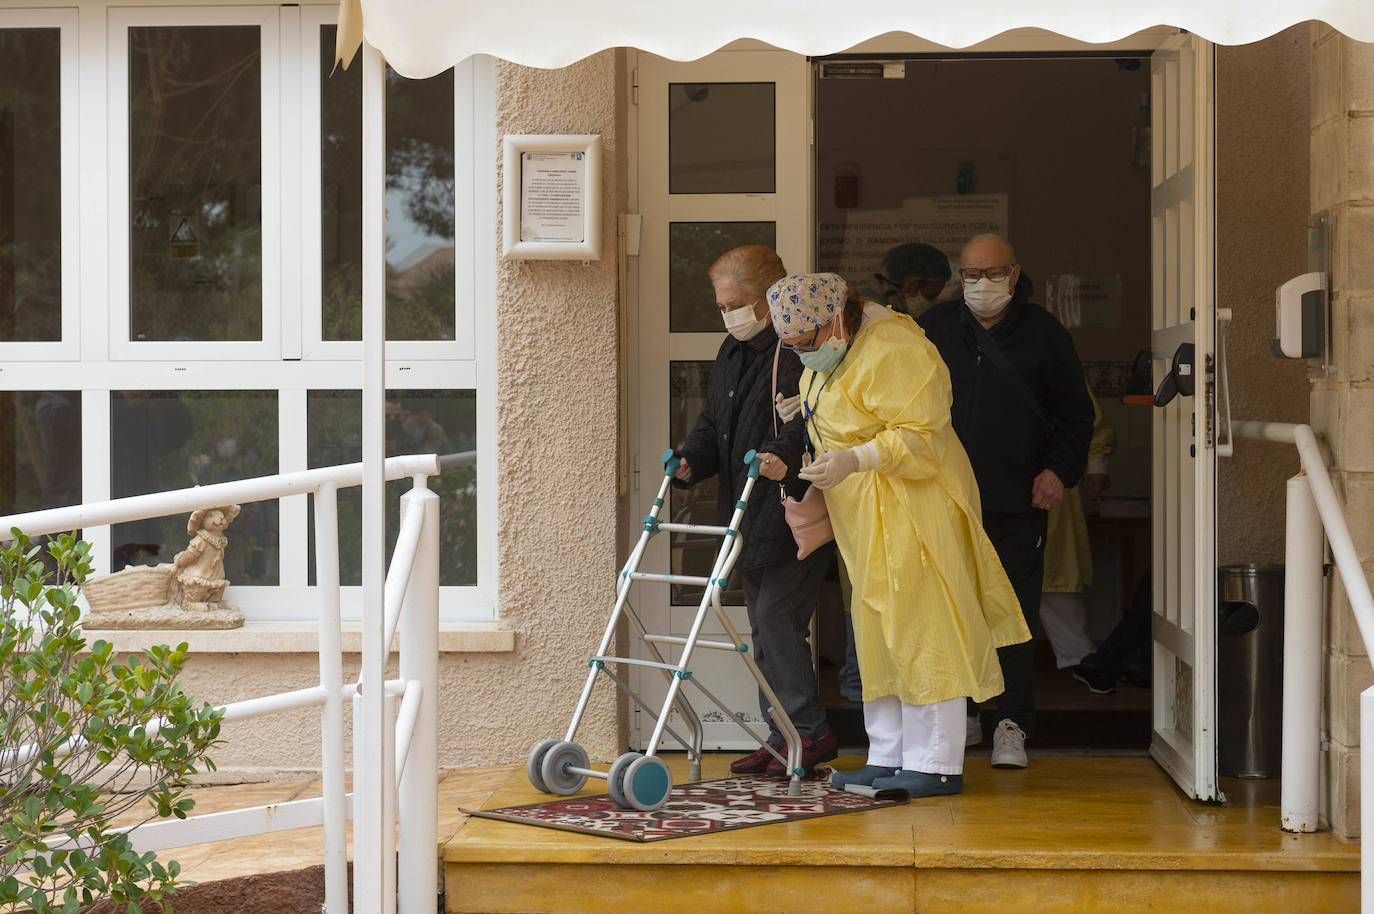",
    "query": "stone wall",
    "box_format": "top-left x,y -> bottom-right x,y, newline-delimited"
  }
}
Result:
1310,25 -> 1374,838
